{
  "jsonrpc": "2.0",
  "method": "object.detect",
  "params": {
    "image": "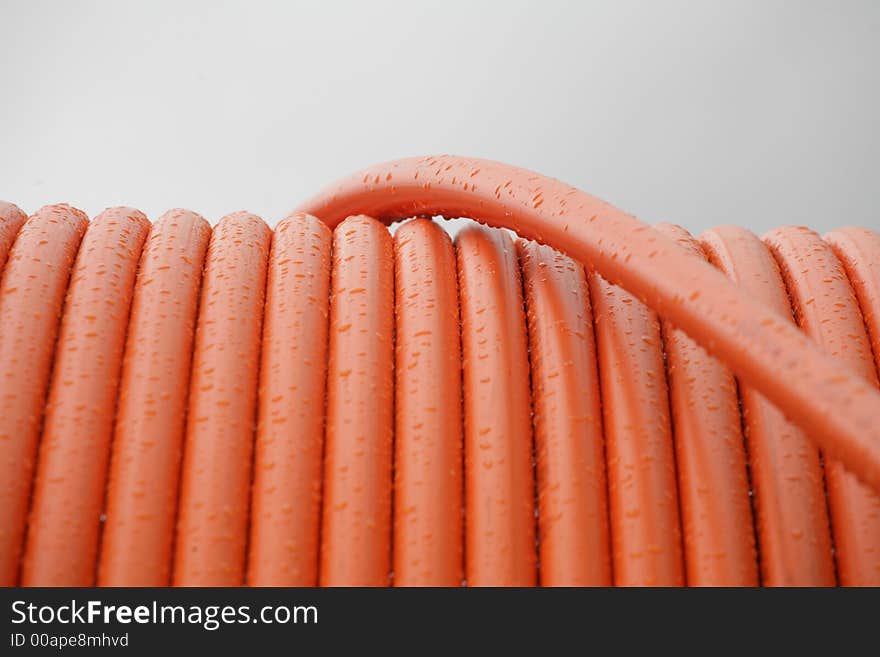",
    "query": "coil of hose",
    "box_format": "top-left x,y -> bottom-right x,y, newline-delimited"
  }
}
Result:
1,156 -> 879,587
